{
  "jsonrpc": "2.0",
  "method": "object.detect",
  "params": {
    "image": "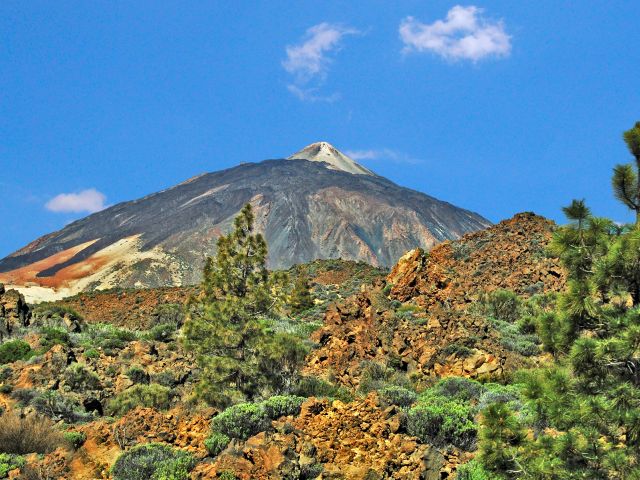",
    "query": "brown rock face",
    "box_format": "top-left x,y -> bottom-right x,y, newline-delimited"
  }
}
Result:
306,213 -> 566,385
195,395 -> 451,480
0,284 -> 30,339
388,212 -> 565,307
